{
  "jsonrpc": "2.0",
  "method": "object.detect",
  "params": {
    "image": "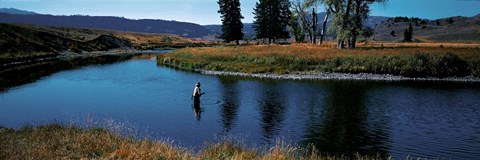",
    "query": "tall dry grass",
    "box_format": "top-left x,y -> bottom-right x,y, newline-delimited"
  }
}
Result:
0,124 -> 192,159
0,124 -> 386,160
